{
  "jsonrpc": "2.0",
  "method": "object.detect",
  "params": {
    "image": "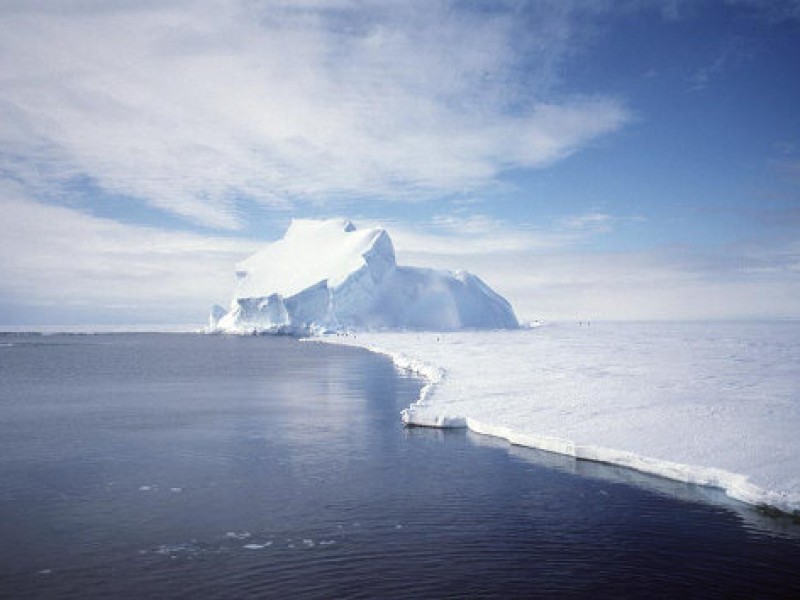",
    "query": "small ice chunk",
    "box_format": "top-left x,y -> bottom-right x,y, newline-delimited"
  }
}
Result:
170,487 -> 182,493
243,542 -> 271,550
226,531 -> 251,540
